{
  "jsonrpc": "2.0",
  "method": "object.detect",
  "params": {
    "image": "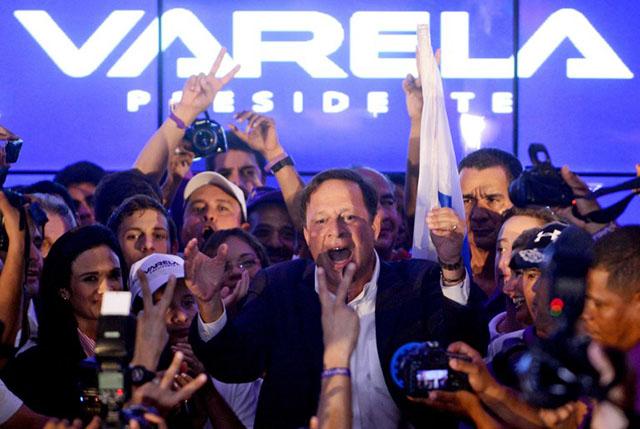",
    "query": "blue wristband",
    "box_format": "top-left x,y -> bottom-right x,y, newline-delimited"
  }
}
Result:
321,367 -> 351,379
